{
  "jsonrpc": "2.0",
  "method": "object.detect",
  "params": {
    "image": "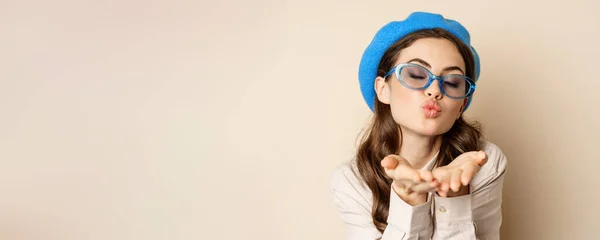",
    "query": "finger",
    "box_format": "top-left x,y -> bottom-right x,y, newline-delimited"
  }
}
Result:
381,155 -> 421,182
440,181 -> 450,192
460,162 -> 478,186
381,155 -> 399,169
419,170 -> 434,182
429,178 -> 440,188
437,189 -> 448,197
450,168 -> 462,192
396,162 -> 421,183
381,155 -> 402,179
476,151 -> 488,166
464,151 -> 486,165
434,176 -> 448,196
432,167 -> 450,184
383,166 -> 397,179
